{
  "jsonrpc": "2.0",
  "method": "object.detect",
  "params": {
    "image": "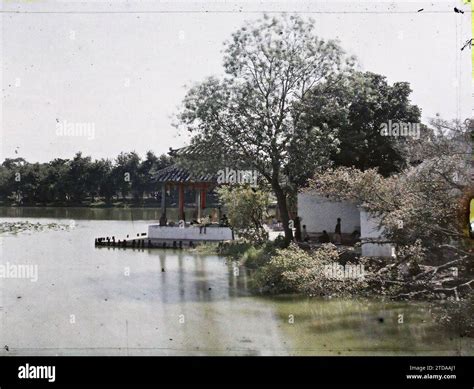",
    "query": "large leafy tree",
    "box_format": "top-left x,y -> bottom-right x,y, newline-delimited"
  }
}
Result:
112,151 -> 141,201
138,151 -> 173,199
0,158 -> 26,202
88,159 -> 113,203
297,71 -> 421,177
178,14 -> 353,242
66,152 -> 92,203
48,158 -> 70,203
